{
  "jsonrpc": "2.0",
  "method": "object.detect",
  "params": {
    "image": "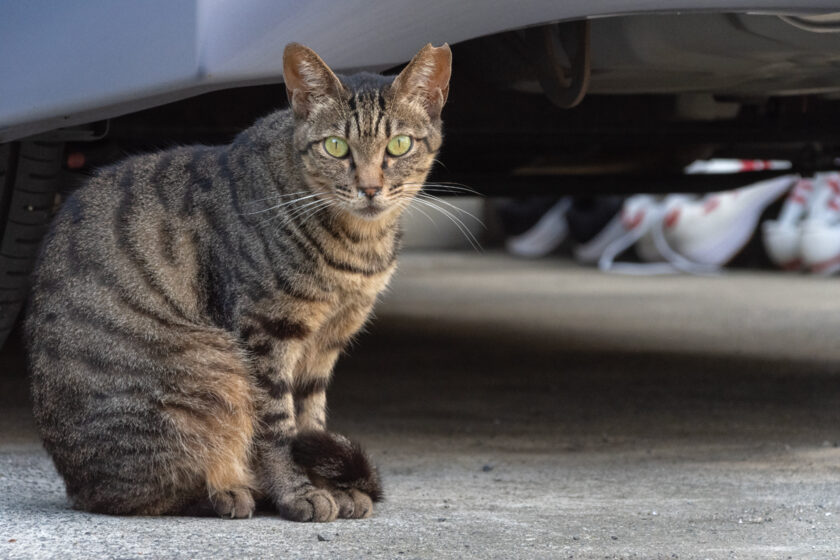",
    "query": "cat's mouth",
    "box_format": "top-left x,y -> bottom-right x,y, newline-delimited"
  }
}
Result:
341,191 -> 395,220
354,203 -> 386,218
